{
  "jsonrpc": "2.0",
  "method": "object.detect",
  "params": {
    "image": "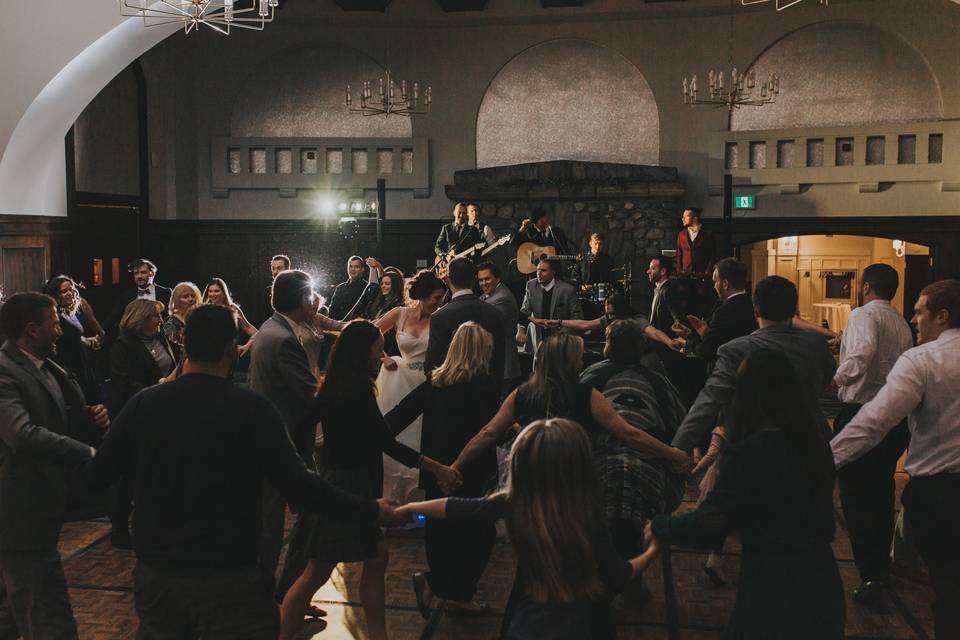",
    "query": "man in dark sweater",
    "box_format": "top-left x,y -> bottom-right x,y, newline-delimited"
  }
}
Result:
327,255 -> 379,321
77,304 -> 402,638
